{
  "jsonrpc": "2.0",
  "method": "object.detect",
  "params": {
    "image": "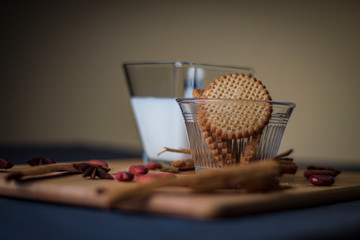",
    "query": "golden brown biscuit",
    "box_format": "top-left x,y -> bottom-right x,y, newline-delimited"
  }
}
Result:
197,100 -> 272,139
193,73 -> 271,101
193,73 -> 272,166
